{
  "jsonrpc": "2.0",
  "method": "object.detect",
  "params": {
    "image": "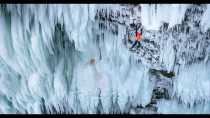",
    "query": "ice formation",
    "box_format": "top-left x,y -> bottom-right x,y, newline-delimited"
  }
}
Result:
0,4 -> 210,114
